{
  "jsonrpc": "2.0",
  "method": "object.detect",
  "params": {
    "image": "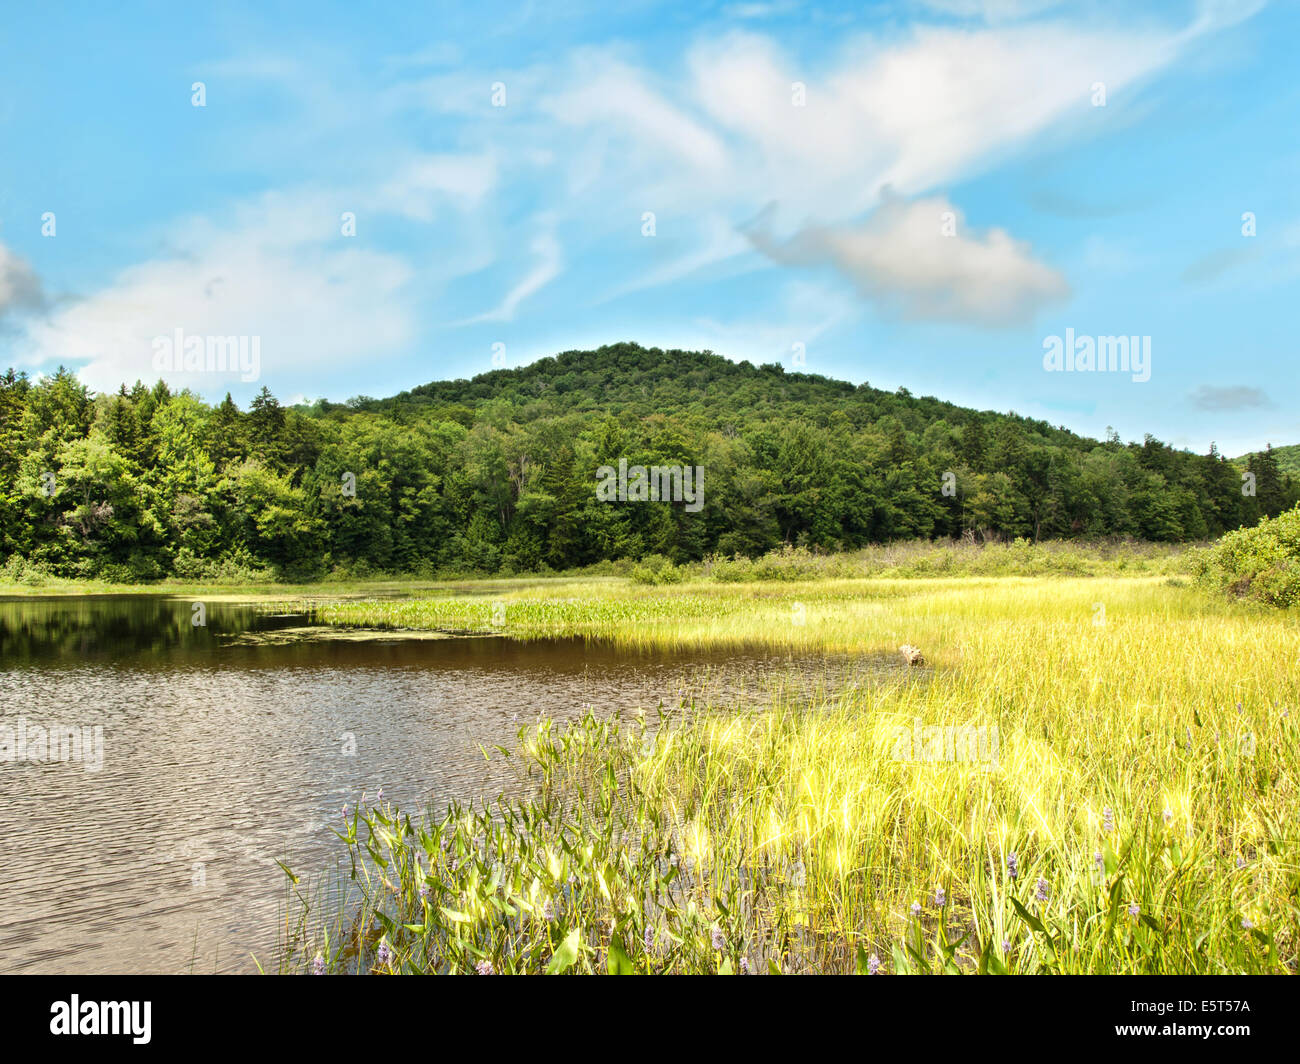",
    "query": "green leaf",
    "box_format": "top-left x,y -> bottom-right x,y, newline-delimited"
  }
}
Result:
855,944 -> 871,975
547,928 -> 582,974
607,936 -> 634,975
1010,896 -> 1047,936
768,959 -> 782,975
